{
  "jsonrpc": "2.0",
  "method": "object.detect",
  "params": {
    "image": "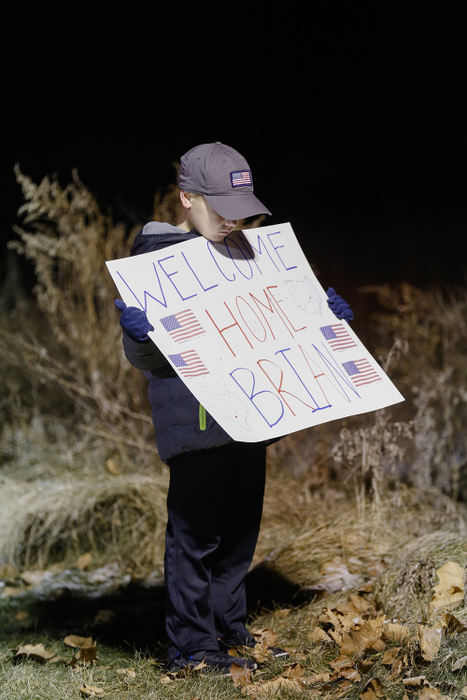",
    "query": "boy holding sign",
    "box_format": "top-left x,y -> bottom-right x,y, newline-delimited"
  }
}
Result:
115,142 -> 353,672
